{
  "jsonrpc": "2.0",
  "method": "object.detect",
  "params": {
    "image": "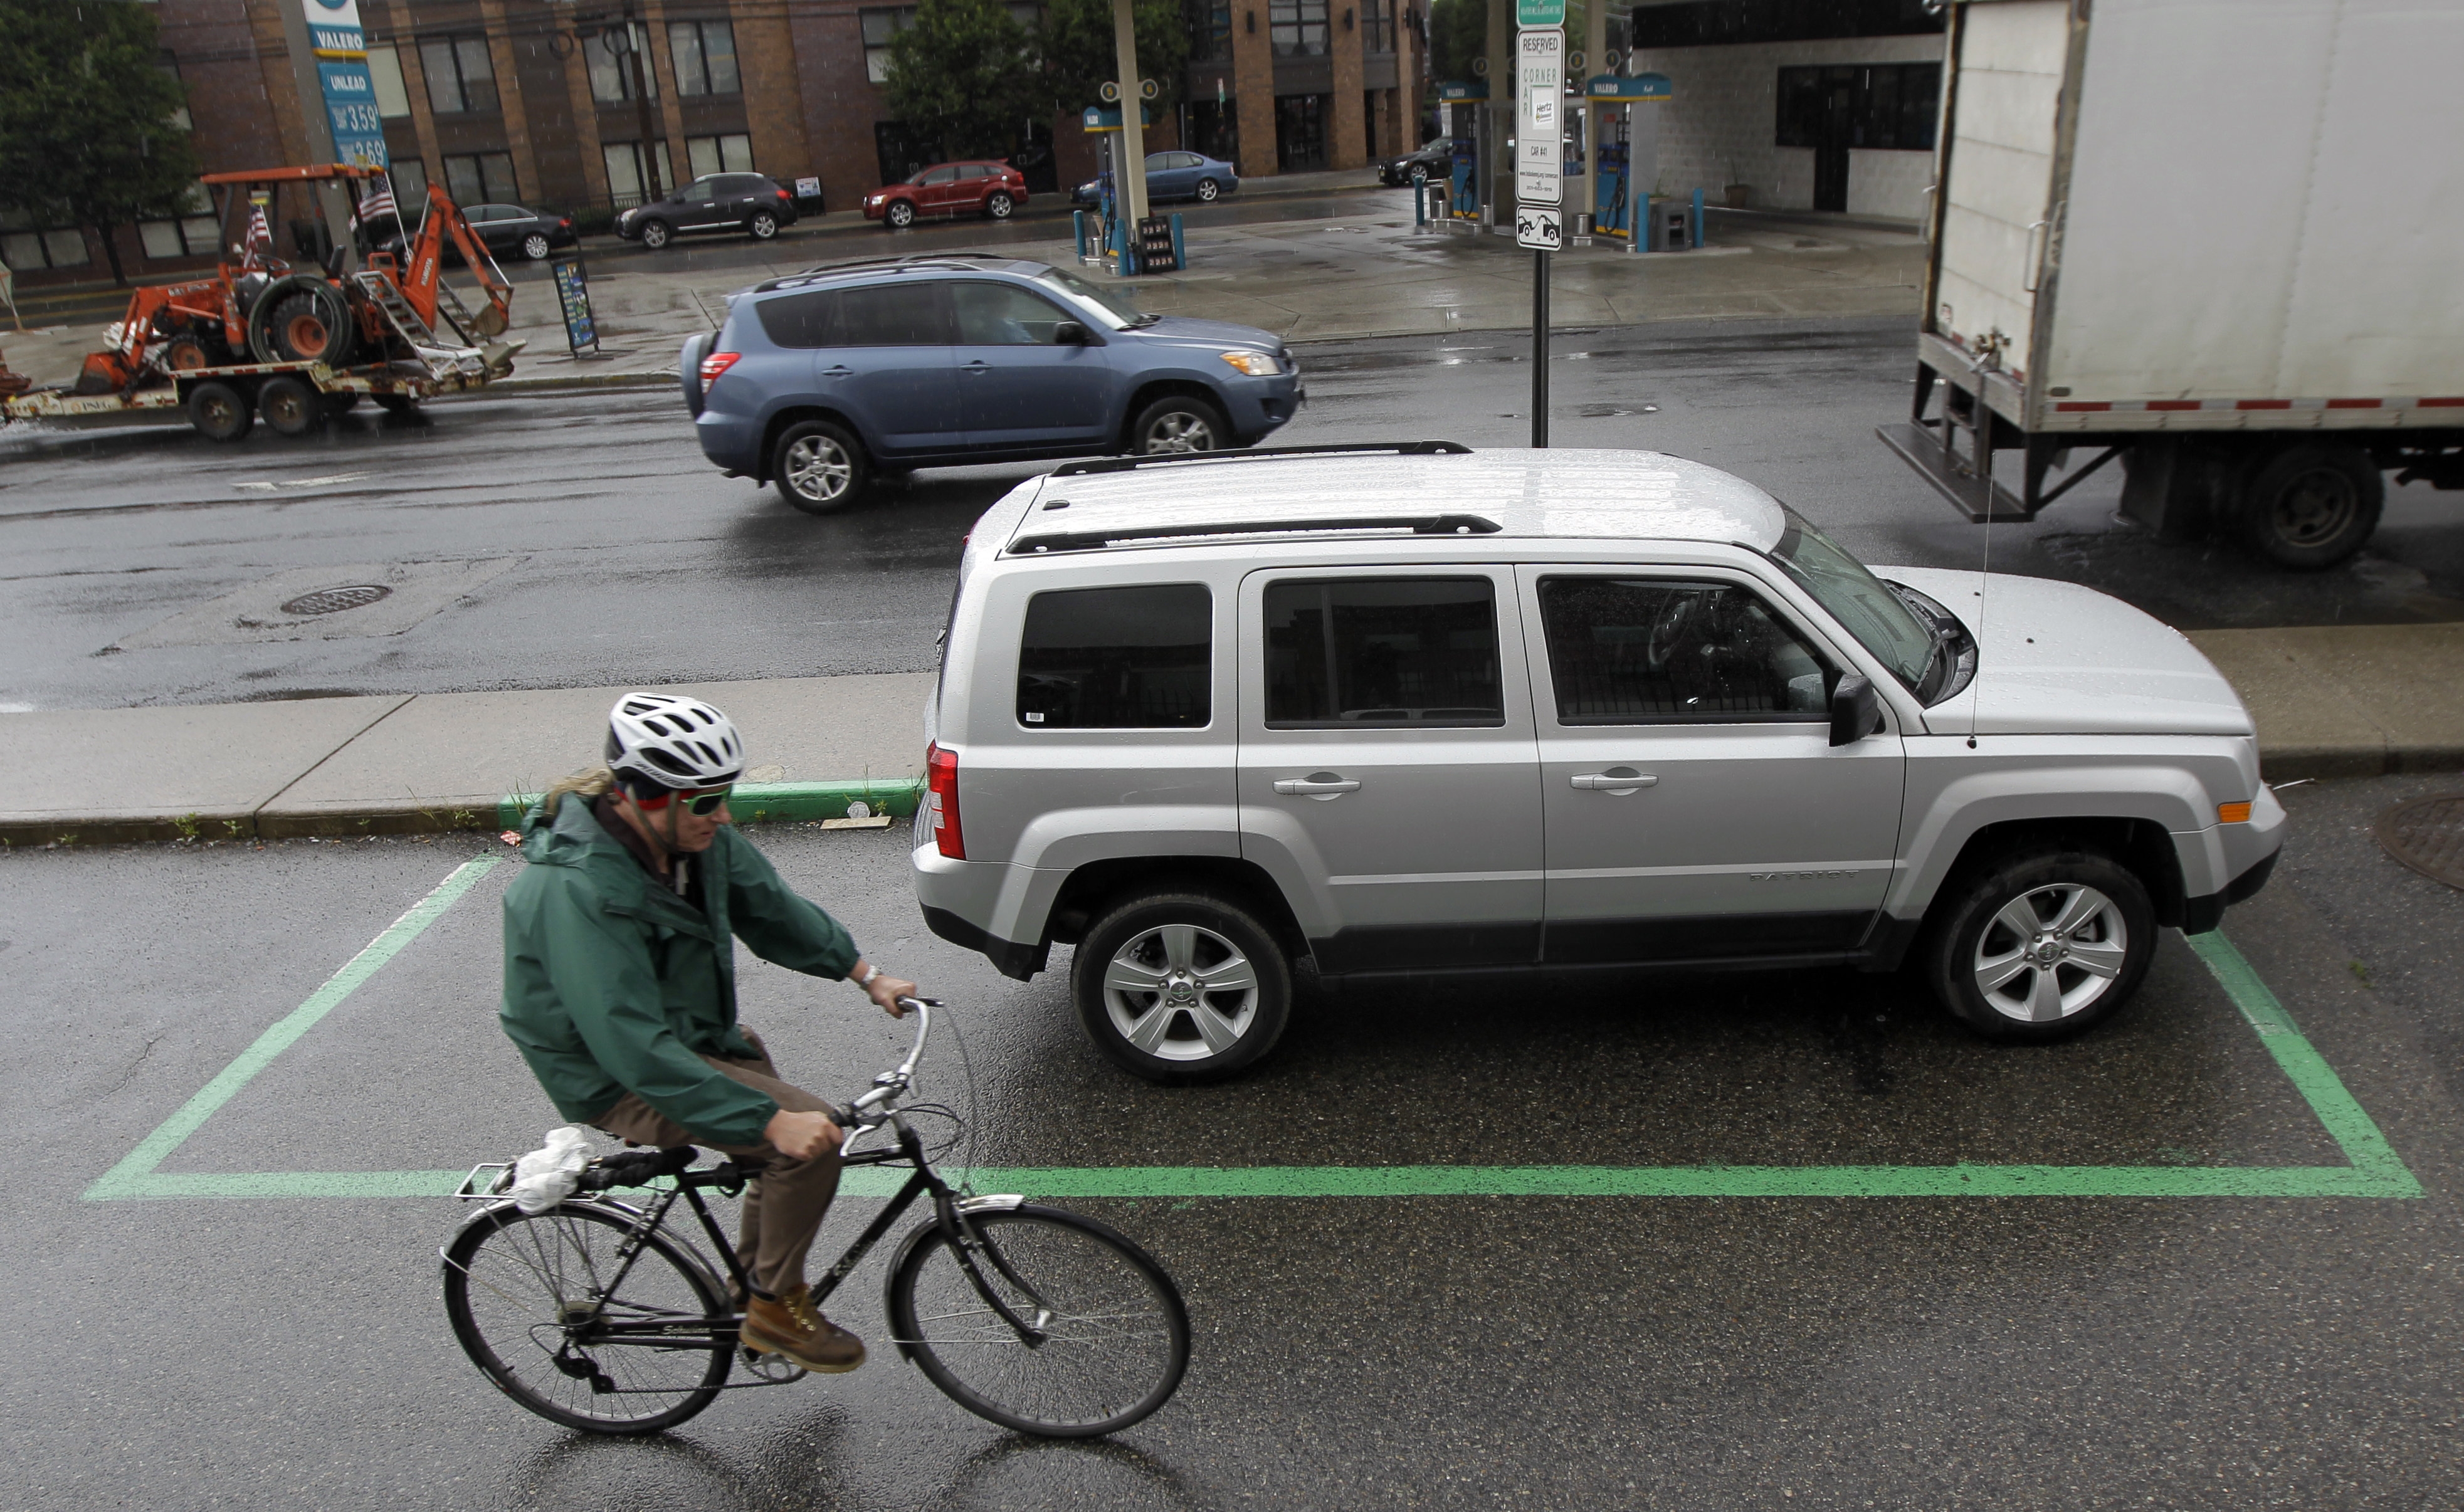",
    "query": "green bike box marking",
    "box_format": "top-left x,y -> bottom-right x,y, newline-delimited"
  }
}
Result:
85,860 -> 2422,1203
